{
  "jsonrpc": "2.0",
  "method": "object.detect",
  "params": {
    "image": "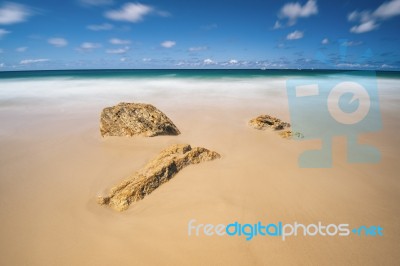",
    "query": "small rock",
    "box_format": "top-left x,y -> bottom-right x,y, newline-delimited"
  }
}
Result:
279,130 -> 293,139
278,130 -> 304,139
100,102 -> 180,137
249,114 -> 290,131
